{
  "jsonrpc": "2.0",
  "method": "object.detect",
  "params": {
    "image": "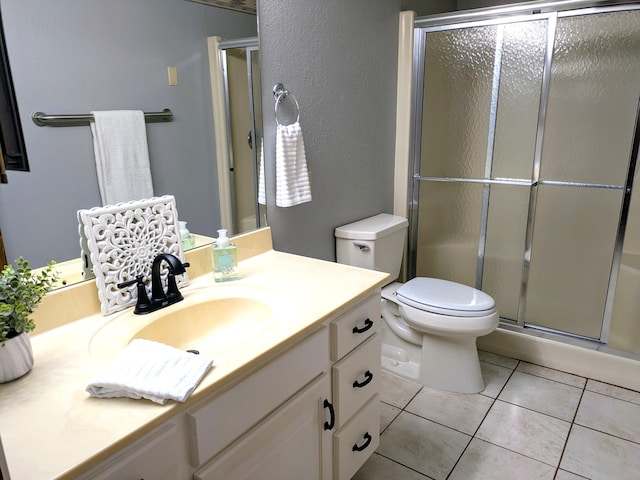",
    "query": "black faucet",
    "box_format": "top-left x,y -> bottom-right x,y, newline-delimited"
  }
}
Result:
117,253 -> 190,314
